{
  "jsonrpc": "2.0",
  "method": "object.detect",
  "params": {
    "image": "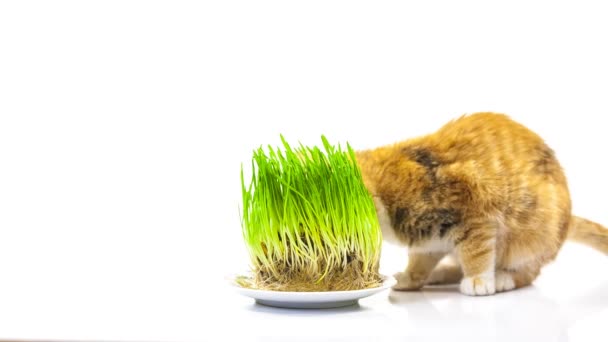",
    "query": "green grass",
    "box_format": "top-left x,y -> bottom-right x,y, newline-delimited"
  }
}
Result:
240,135 -> 382,291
